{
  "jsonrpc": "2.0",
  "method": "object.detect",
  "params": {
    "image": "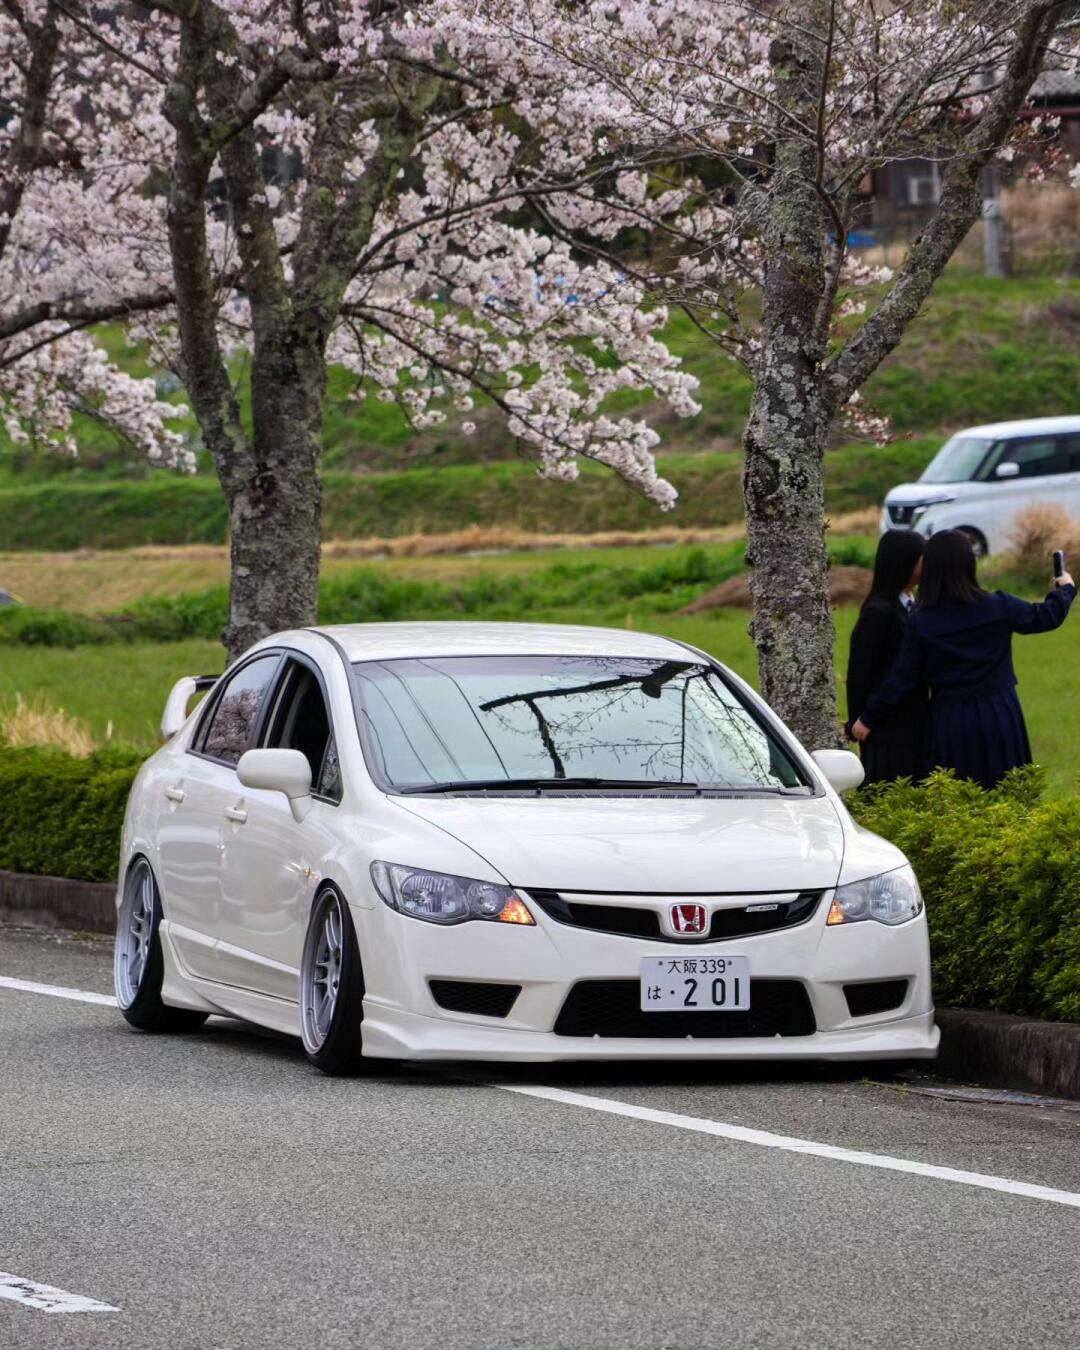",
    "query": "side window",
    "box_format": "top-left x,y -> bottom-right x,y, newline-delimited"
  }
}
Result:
995,437 -> 1062,480
197,655 -> 280,765
263,661 -> 340,803
1062,435 -> 1080,473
